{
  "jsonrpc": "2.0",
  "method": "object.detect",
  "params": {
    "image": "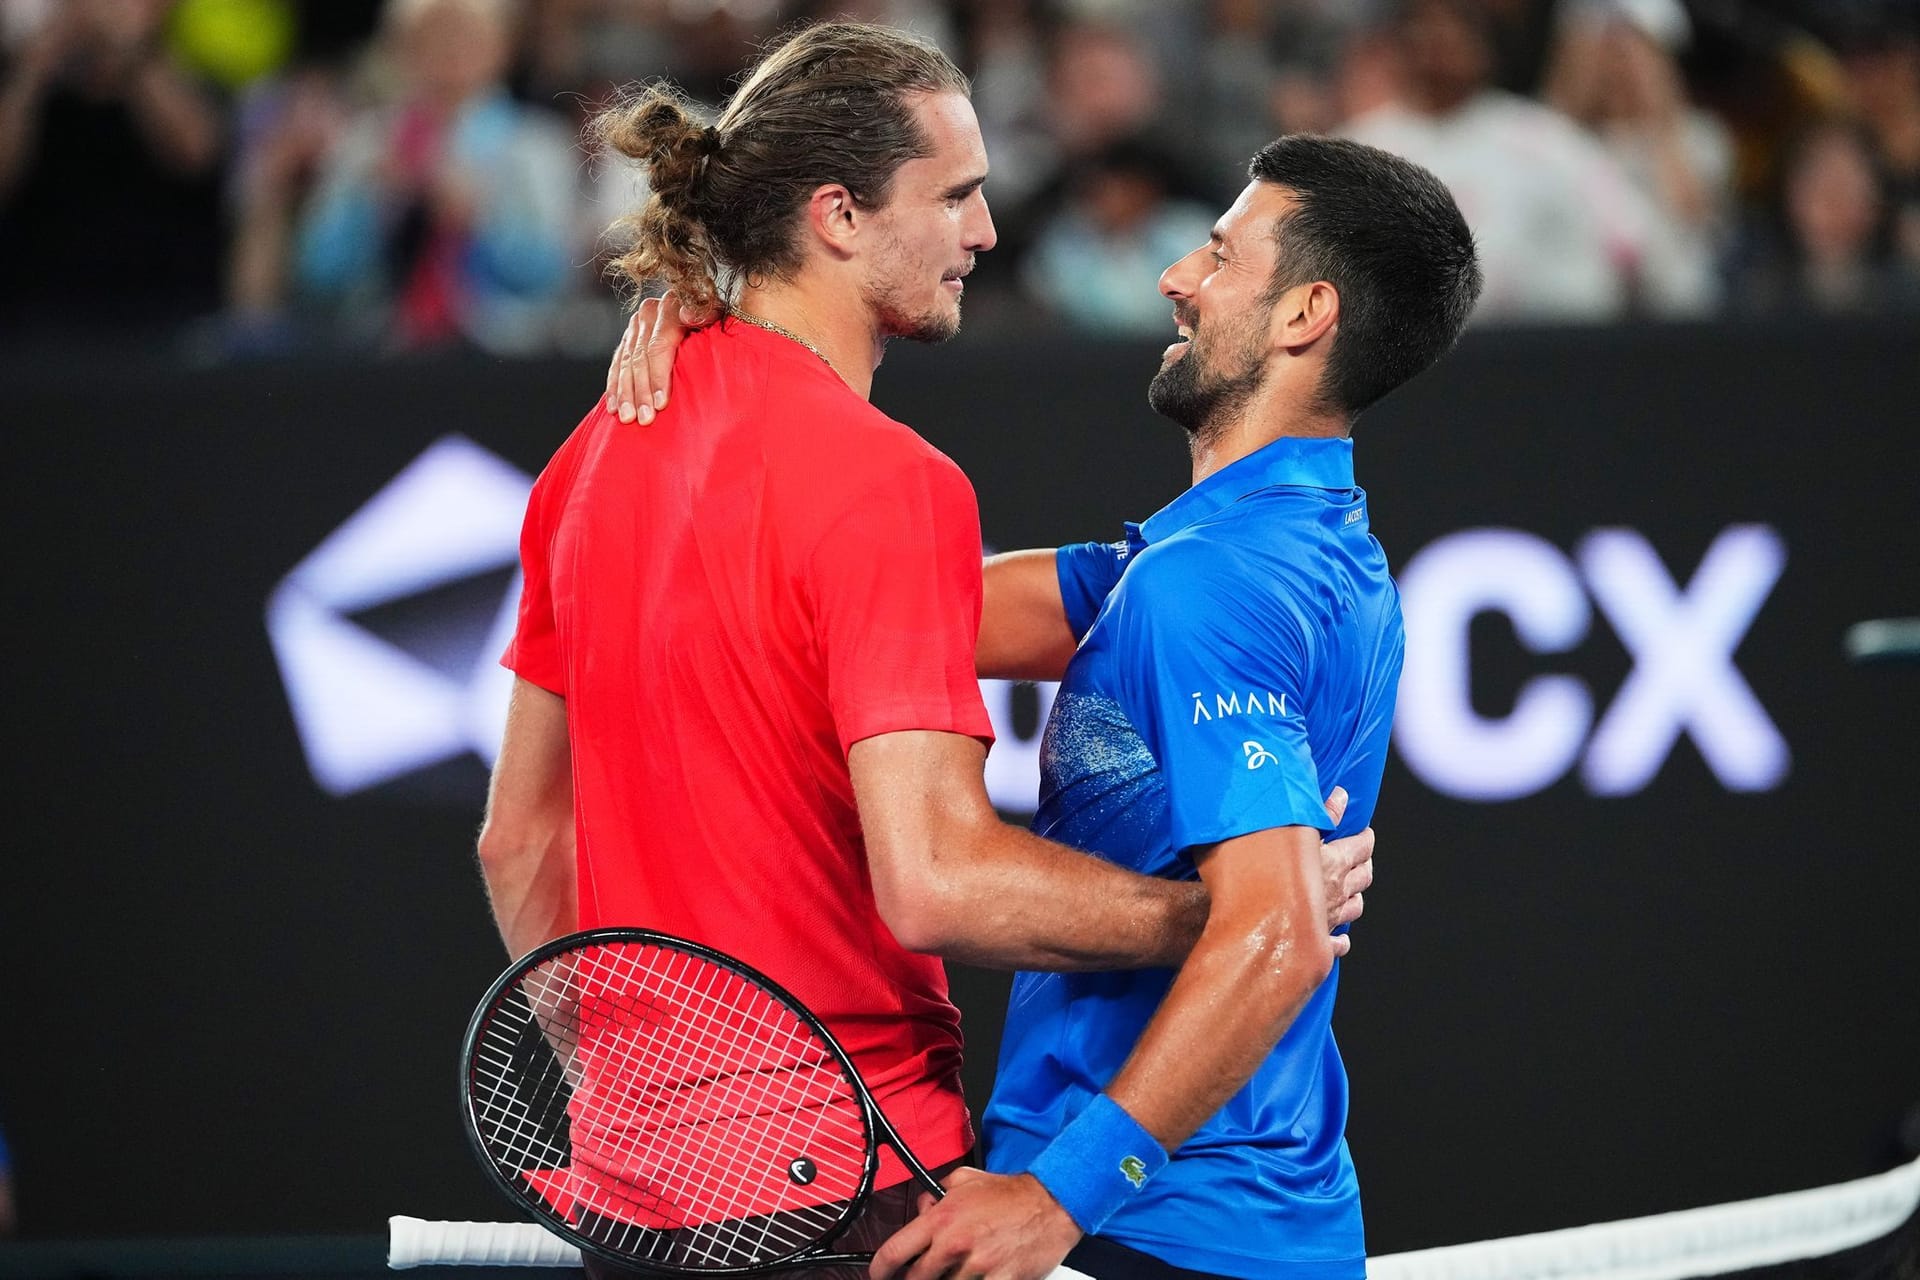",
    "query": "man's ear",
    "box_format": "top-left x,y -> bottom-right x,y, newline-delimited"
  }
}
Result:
1272,280 -> 1340,352
804,183 -> 864,261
